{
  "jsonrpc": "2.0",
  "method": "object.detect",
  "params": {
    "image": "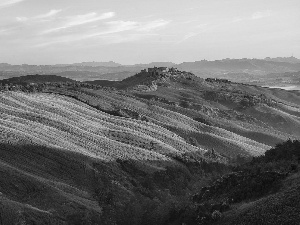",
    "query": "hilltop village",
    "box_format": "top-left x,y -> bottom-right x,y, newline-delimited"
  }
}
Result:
141,66 -> 198,79
141,67 -> 232,82
133,67 -> 195,92
141,67 -> 179,76
140,67 -> 230,83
